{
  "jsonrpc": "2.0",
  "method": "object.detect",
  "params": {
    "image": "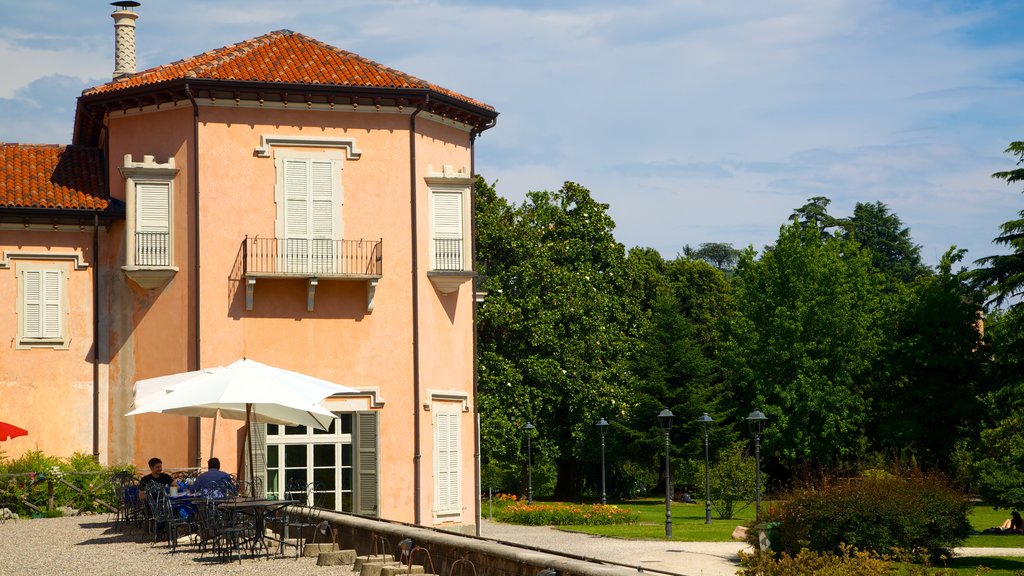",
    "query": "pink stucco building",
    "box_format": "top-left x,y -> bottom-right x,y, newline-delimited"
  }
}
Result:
0,4 -> 496,529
